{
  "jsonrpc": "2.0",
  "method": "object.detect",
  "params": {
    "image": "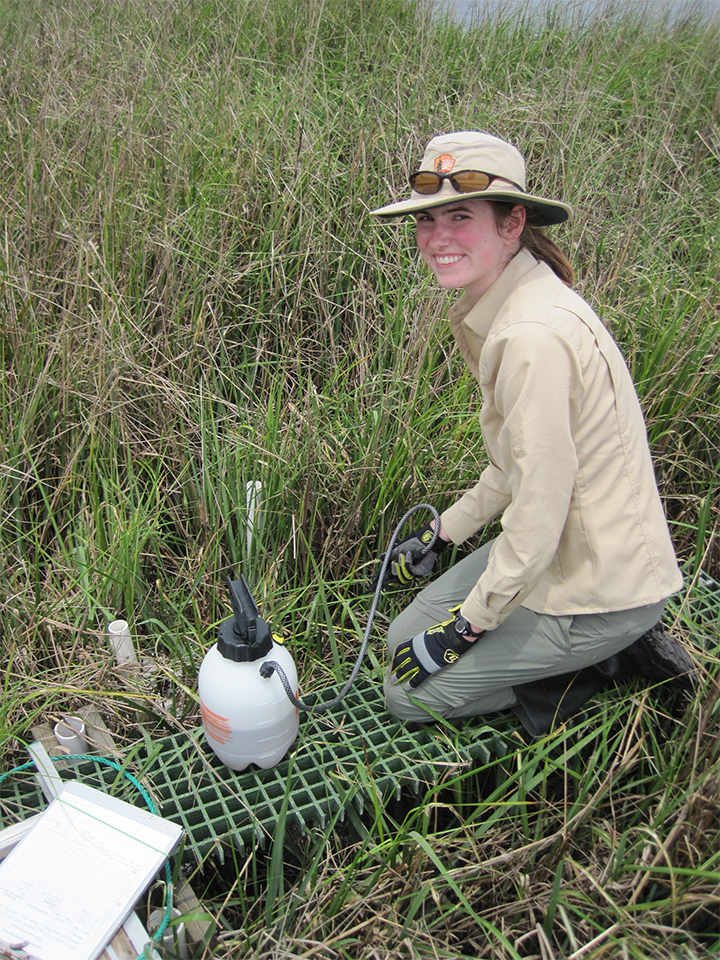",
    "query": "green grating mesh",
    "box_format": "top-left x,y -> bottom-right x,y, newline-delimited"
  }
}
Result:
0,676 -> 514,865
3,573 -> 719,865
146,676 -> 516,864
